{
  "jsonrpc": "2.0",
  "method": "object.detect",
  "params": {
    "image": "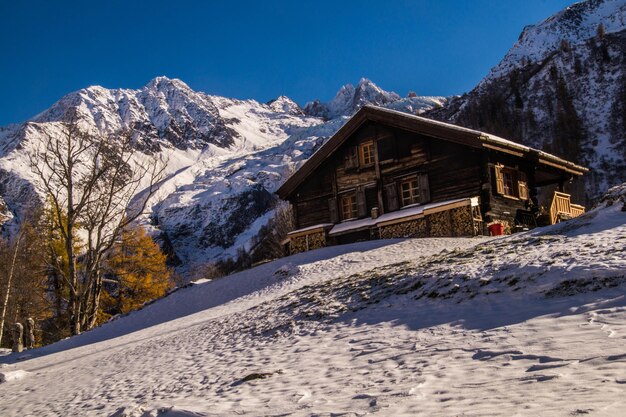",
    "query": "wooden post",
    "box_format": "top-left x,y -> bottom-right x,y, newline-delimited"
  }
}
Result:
12,323 -> 23,353
24,318 -> 35,349
373,135 -> 385,215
